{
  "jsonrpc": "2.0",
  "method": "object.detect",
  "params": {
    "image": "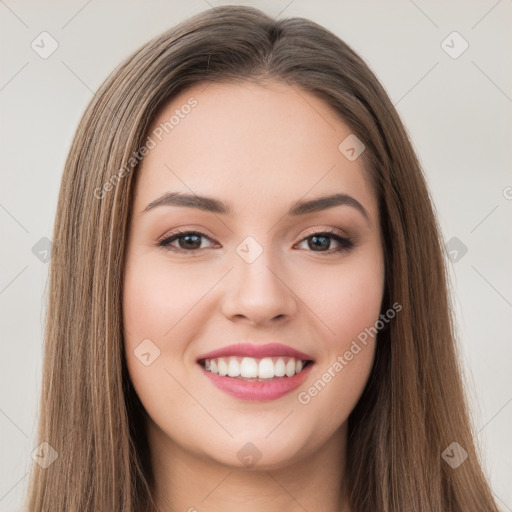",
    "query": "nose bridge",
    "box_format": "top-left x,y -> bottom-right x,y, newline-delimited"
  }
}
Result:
221,235 -> 297,324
